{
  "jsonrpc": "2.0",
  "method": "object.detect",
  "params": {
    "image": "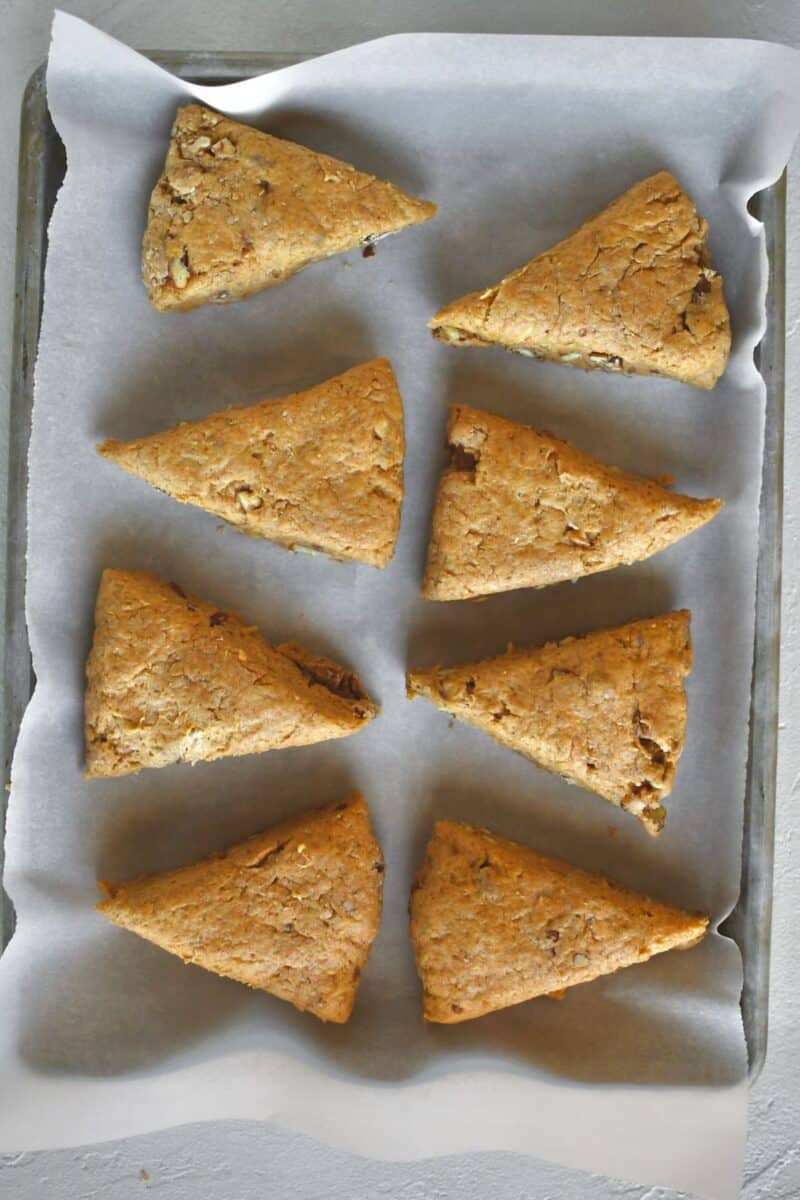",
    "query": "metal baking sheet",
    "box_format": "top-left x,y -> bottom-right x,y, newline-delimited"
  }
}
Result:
2,49 -> 783,1081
